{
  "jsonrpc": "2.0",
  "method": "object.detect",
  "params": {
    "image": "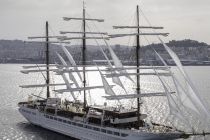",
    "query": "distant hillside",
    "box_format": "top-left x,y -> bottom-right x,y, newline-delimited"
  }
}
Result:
0,39 -> 210,65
